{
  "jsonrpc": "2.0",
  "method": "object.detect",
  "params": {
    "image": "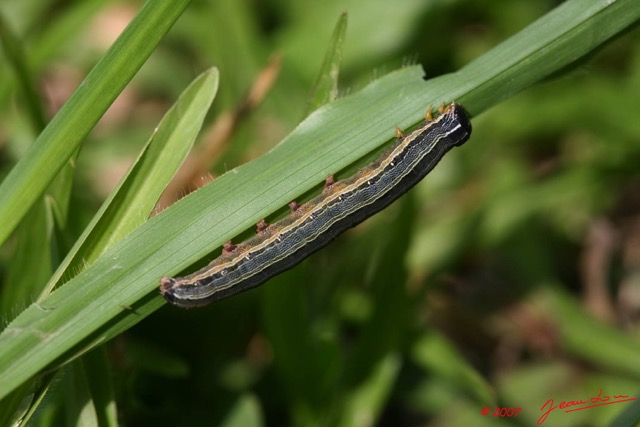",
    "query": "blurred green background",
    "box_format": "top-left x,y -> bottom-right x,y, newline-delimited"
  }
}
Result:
1,0 -> 639,426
